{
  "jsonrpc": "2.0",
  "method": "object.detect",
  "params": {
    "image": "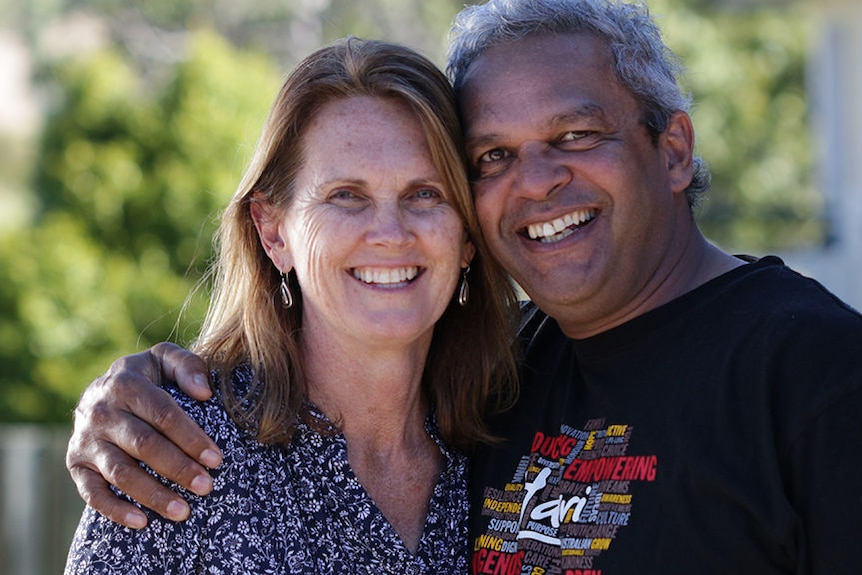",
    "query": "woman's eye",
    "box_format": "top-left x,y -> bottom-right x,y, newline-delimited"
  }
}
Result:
329,189 -> 359,202
414,188 -> 440,200
406,188 -> 445,207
